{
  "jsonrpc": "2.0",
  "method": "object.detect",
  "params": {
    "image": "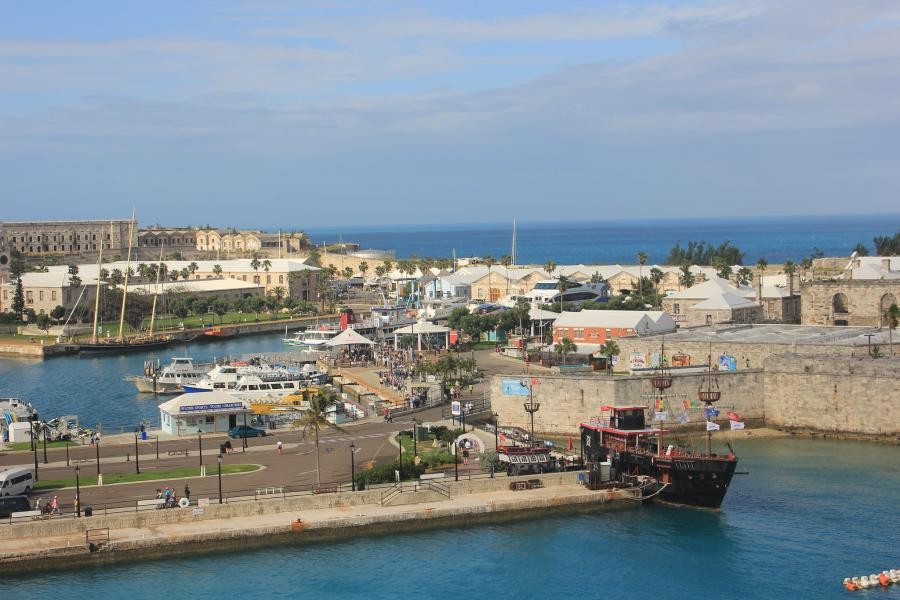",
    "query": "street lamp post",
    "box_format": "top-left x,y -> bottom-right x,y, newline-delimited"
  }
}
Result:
134,434 -> 140,474
74,465 -> 81,518
412,419 -> 418,459
523,386 -> 540,448
65,440 -> 70,467
197,429 -> 203,468
242,411 -> 248,452
95,435 -> 102,486
493,412 -> 500,451
42,427 -> 48,464
217,454 -> 223,504
350,442 -> 357,491
32,424 -> 39,482
454,441 -> 459,482
397,434 -> 403,482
